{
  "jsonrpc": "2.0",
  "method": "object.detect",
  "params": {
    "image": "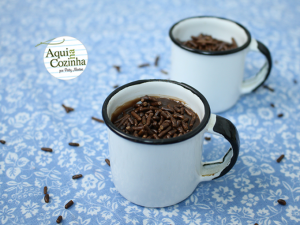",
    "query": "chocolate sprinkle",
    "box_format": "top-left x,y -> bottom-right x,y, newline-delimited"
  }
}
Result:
65,200 -> 74,209
277,199 -> 286,205
205,137 -> 211,141
154,55 -> 160,67
270,103 -> 275,108
0,140 -> 5,144
113,65 -> 121,72
263,85 -> 275,92
105,158 -> 110,166
69,142 -> 80,147
138,63 -> 150,68
44,194 -> 49,203
113,84 -> 119,89
41,147 -> 53,152
92,117 -> 104,123
276,154 -> 284,163
56,215 -> 62,224
160,69 -> 168,75
44,186 -> 47,194
277,113 -> 284,118
62,104 -> 74,113
72,174 -> 83,179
